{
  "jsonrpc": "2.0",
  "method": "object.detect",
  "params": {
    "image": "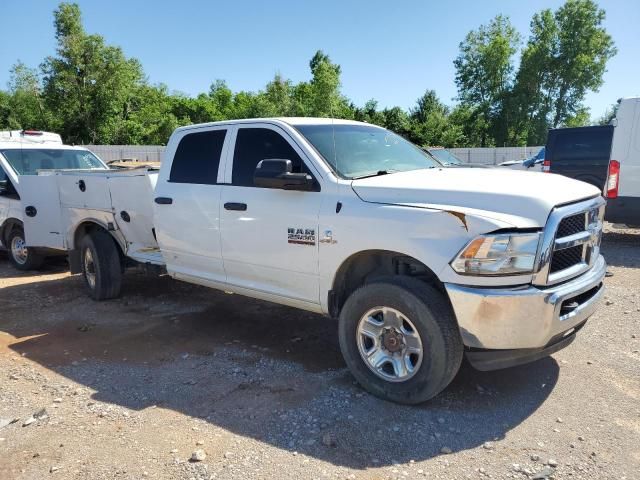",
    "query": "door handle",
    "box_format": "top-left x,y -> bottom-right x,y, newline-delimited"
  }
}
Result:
154,197 -> 173,205
224,202 -> 247,211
